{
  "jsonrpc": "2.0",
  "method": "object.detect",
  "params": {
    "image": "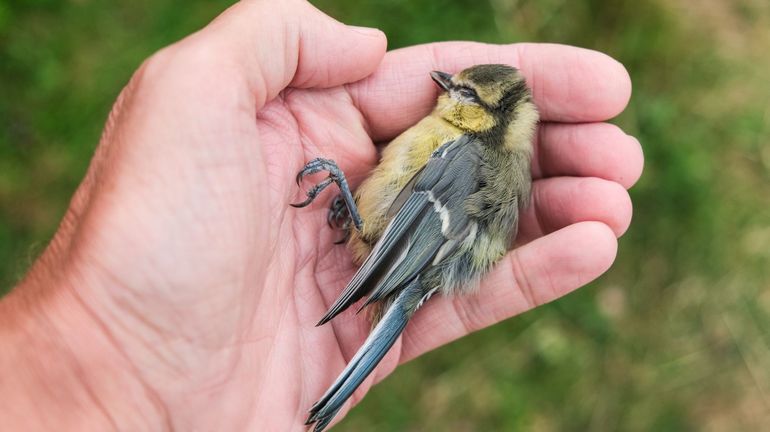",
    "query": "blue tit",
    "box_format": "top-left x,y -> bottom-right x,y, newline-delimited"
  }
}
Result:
292,64 -> 539,431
